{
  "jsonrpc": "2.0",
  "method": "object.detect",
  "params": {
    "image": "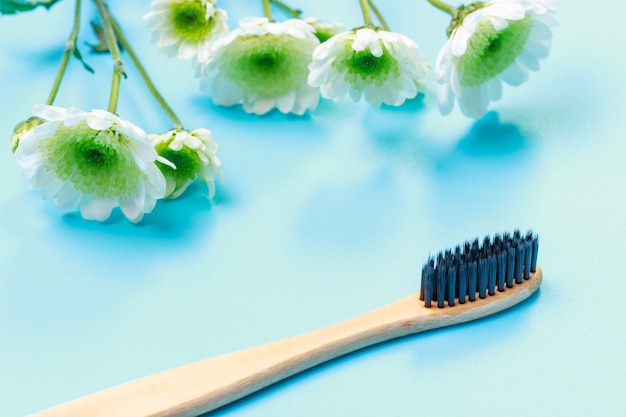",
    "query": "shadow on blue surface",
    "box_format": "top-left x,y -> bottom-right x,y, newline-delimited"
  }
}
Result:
201,289 -> 542,416
368,109 -> 531,163
57,182 -> 226,244
455,112 -> 528,158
